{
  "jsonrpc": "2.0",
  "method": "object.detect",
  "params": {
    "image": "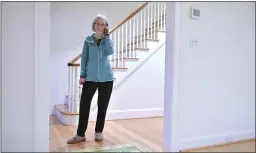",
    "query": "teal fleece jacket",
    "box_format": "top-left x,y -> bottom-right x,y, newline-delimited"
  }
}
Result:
80,33 -> 114,82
